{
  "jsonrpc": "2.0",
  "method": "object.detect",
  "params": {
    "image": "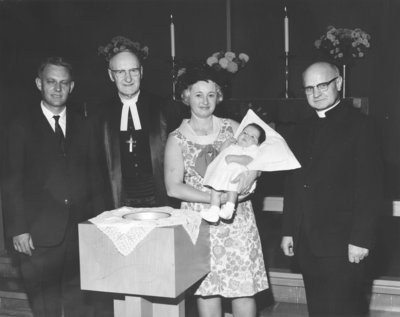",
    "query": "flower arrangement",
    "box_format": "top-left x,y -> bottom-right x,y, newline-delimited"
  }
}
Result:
206,51 -> 250,74
314,26 -> 371,65
98,36 -> 149,62
206,51 -> 250,97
